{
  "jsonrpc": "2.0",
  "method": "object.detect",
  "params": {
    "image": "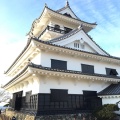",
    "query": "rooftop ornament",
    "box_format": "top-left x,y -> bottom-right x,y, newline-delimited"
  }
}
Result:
65,0 -> 69,7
